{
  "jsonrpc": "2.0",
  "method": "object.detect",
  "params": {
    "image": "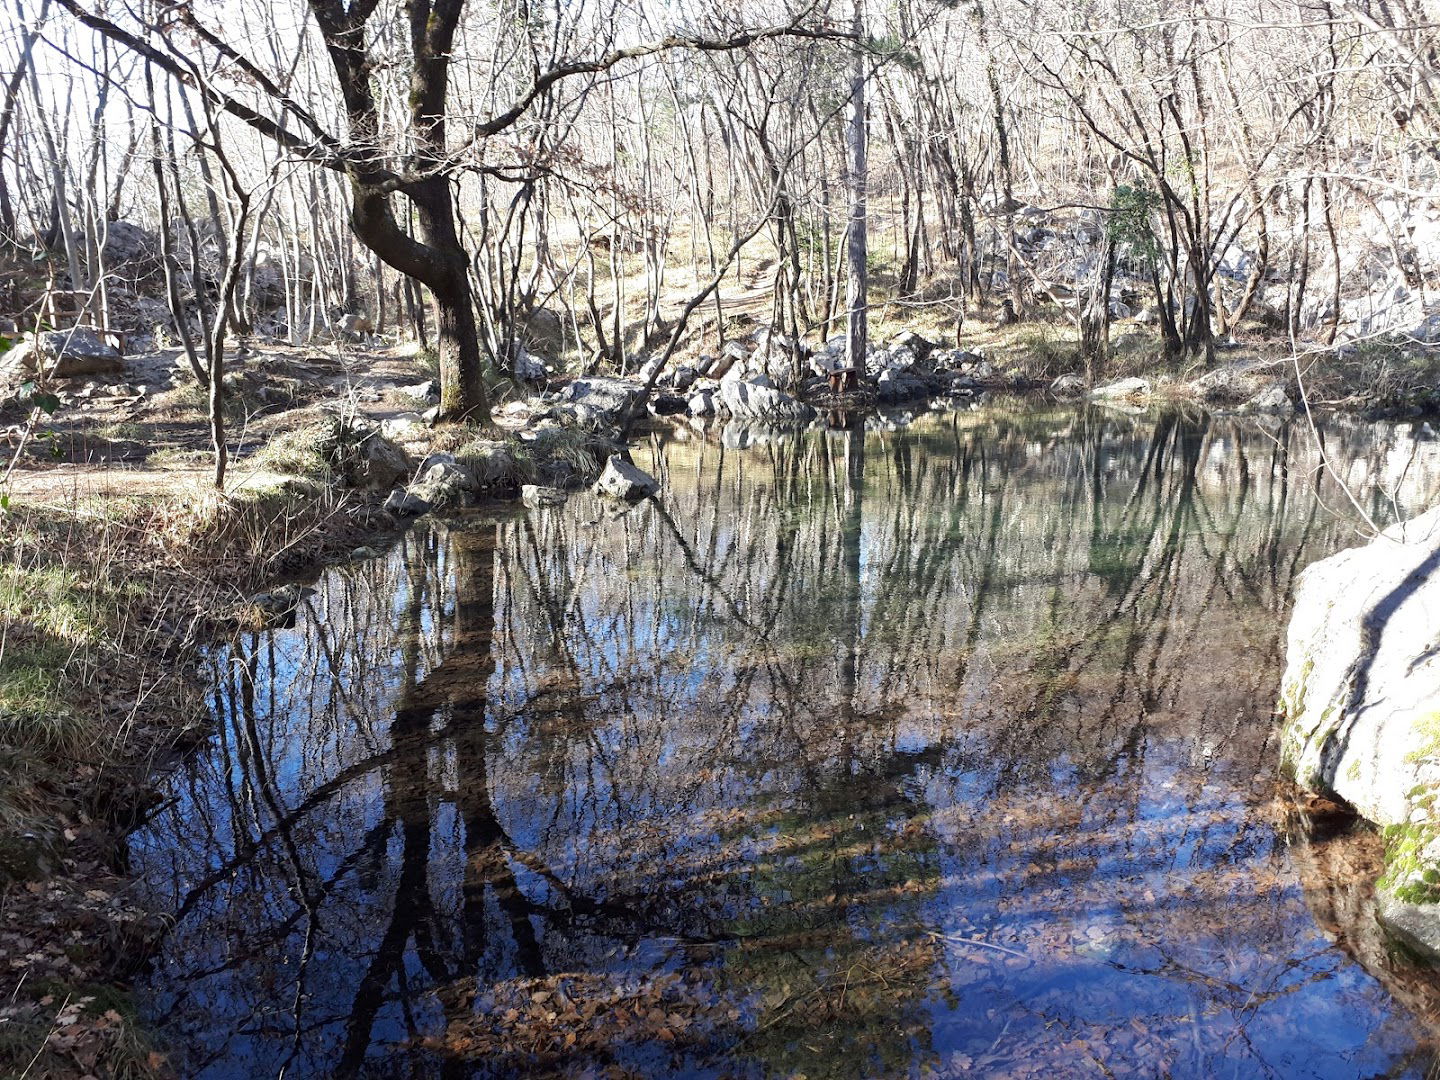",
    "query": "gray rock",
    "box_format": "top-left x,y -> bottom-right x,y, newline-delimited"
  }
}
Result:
18,329 -> 124,378
593,455 -> 659,501
688,389 -> 717,417
1377,890 -> 1440,962
408,471 -> 475,510
381,413 -> 427,438
718,378 -> 816,423
522,484 -> 569,508
1193,364 -> 1273,404
384,487 -> 433,518
355,433 -> 410,490
665,366 -> 698,392
876,344 -> 919,374
1280,507 -> 1440,949
349,546 -> 381,561
101,221 -> 159,268
875,368 -> 930,404
396,380 -> 439,404
1050,373 -> 1088,397
559,376 -> 644,425
248,583 -> 317,626
944,375 -> 977,397
1246,384 -> 1293,413
512,346 -> 547,382
422,459 -> 479,493
1281,507 -> 1440,824
1091,377 -> 1152,400
888,330 -> 936,363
